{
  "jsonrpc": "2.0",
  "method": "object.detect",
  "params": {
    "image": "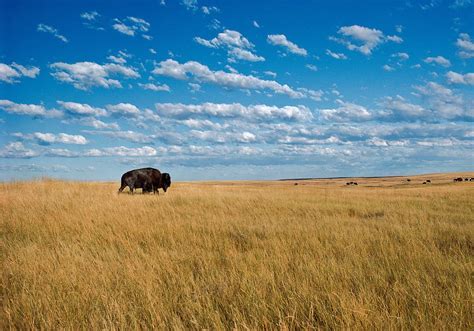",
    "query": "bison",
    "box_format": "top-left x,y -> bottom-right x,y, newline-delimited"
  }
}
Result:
118,168 -> 171,194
